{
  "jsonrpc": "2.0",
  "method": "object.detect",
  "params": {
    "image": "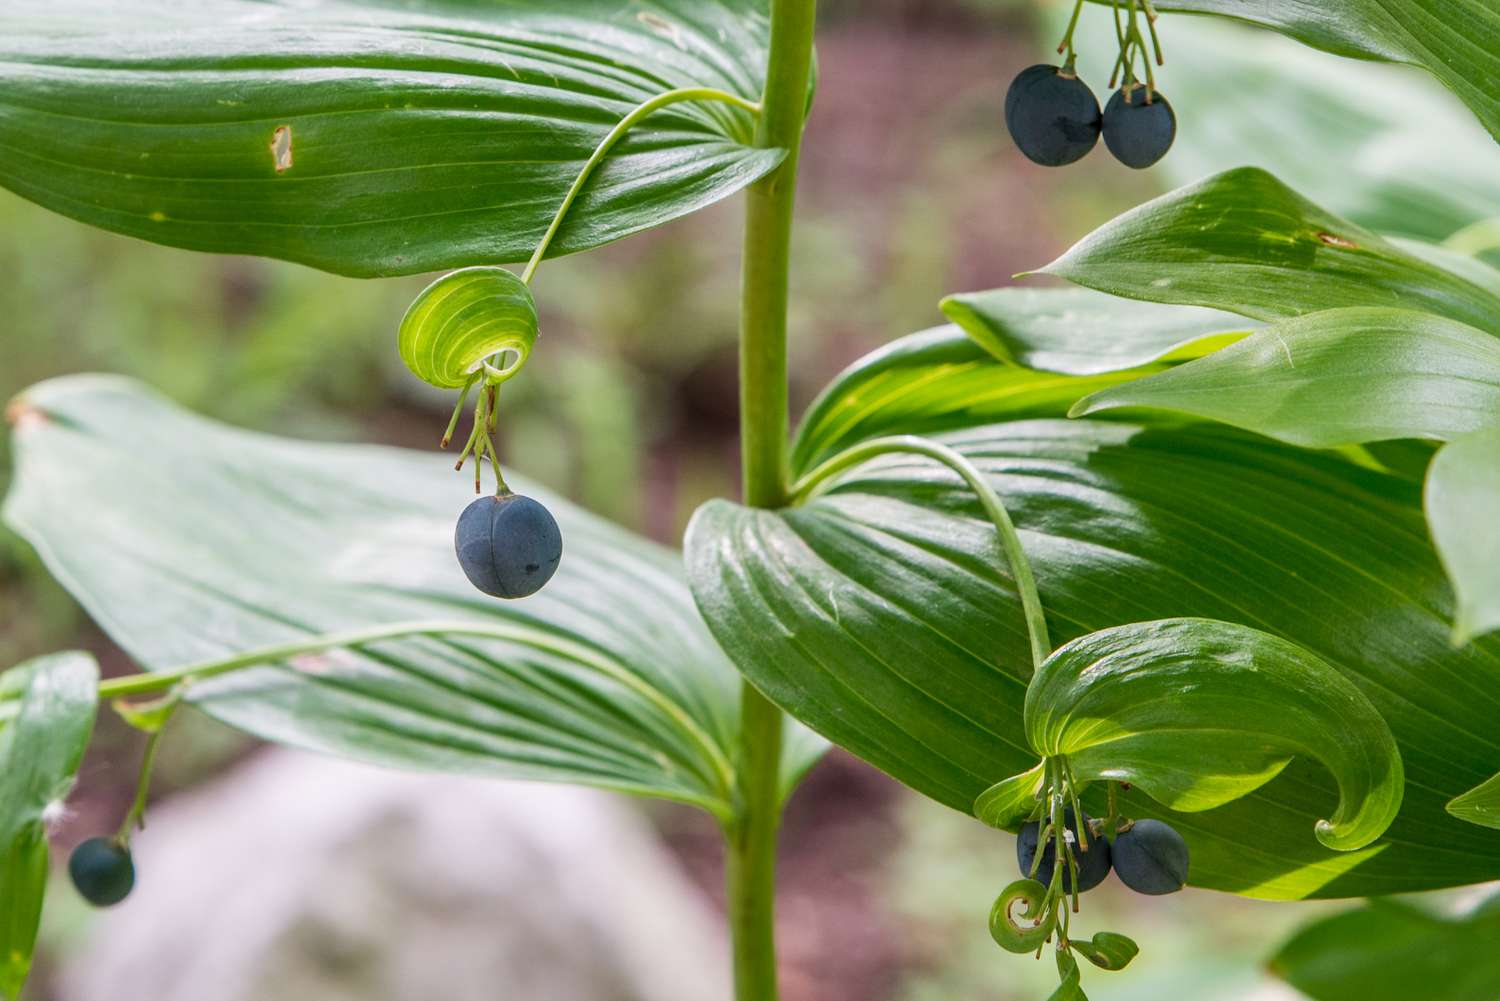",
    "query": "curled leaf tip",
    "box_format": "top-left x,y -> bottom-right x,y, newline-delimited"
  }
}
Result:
989,878 -> 1053,954
398,267 -> 539,390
